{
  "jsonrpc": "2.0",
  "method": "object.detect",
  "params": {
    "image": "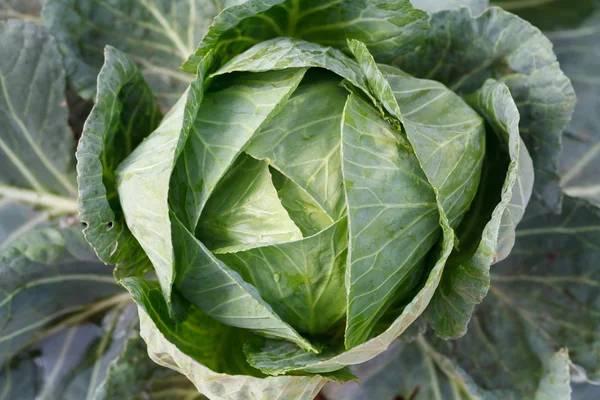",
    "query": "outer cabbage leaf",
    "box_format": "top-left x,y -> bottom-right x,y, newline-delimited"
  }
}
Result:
0,20 -> 76,197
323,337 -> 570,400
0,358 -> 39,399
28,305 -> 137,400
0,225 -> 123,367
42,0 -> 223,107
573,383 -> 600,400
0,200 -> 50,249
553,10 -> 600,207
93,326 -> 161,400
397,7 -> 576,213
428,80 -> 533,338
122,278 -> 334,400
0,20 -> 79,251
0,223 -> 161,400
181,0 -> 428,71
490,0 -> 594,31
77,46 -> 161,279
322,338 -> 485,400
428,196 -> 600,397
